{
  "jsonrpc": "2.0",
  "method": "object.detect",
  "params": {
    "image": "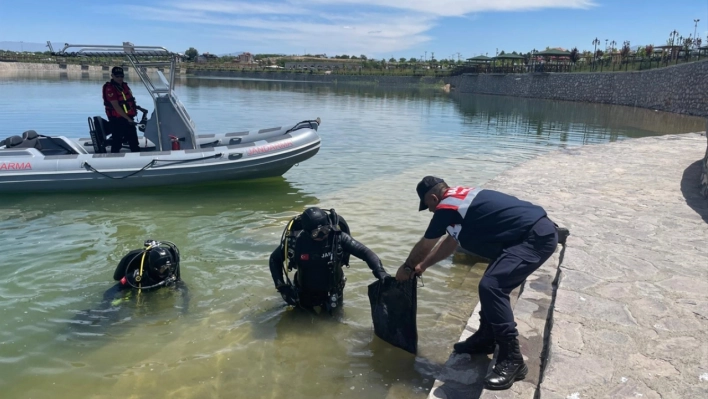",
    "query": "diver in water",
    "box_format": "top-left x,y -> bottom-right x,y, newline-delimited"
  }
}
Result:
269,207 -> 390,312
73,240 -> 188,329
111,239 -> 183,291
